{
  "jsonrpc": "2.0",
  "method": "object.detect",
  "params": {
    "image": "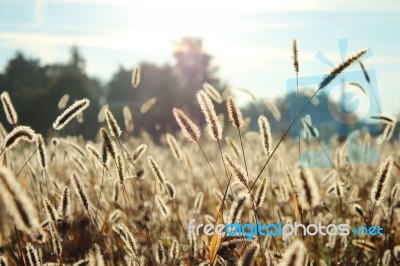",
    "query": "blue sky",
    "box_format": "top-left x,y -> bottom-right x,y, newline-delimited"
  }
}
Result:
1,0 -> 399,113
